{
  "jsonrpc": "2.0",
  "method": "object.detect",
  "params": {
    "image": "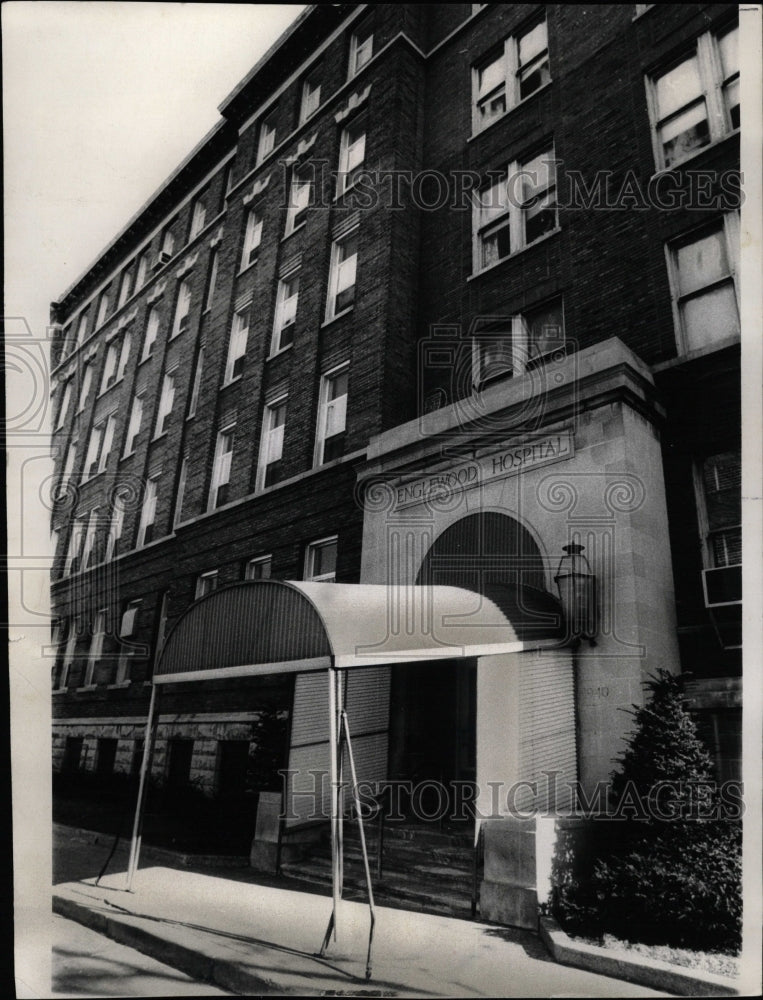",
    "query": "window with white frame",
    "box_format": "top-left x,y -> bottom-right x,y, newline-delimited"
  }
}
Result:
187,347 -> 204,419
154,371 -> 176,437
83,610 -> 107,687
240,209 -> 263,270
98,413 -> 117,473
209,427 -> 235,509
100,331 -> 131,393
337,116 -> 366,194
245,555 -> 272,580
668,215 -> 740,353
123,395 -> 144,456
473,17 -> 549,132
205,251 -> 219,310
348,22 -> 373,78
118,269 -> 133,308
78,363 -> 93,413
171,280 -> 191,338
96,291 -> 110,327
315,365 -> 349,465
195,570 -> 218,600
135,250 -> 150,290
55,381 -> 72,431
258,397 -> 287,489
473,298 -> 565,386
190,197 -> 207,239
272,271 -> 299,353
257,109 -> 278,163
64,519 -> 85,576
648,24 -> 738,170
699,451 -> 741,569
76,312 -> 89,344
137,475 -> 159,547
61,443 -> 77,489
160,227 -> 175,260
225,310 -> 249,383
105,495 -> 125,560
80,507 -> 101,569
300,68 -> 322,123
57,631 -> 77,691
142,307 -> 160,361
474,146 -> 557,271
305,536 -> 338,582
117,329 -> 132,380
82,422 -> 104,481
285,169 -> 312,235
326,231 -> 358,320
115,599 -> 142,684
174,457 -> 188,527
